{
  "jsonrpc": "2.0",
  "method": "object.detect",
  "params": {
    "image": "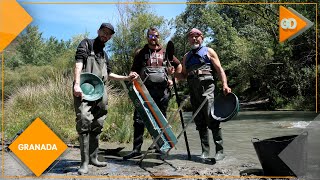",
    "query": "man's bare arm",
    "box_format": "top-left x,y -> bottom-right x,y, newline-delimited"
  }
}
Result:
175,55 -> 188,80
208,48 -> 231,94
73,62 -> 83,97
